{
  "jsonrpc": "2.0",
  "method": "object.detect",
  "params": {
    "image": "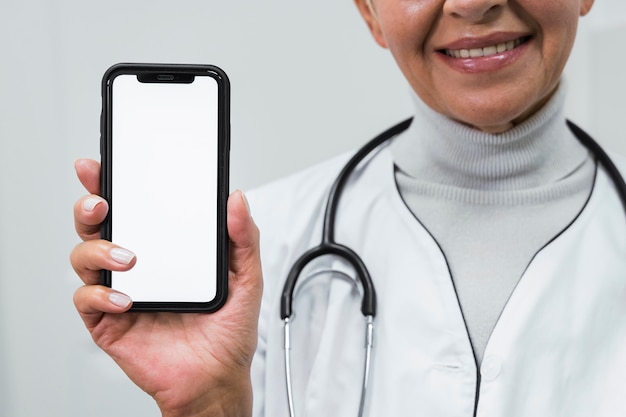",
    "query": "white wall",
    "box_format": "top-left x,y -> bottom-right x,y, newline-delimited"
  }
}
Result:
0,1 -> 624,416
565,0 -> 626,151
